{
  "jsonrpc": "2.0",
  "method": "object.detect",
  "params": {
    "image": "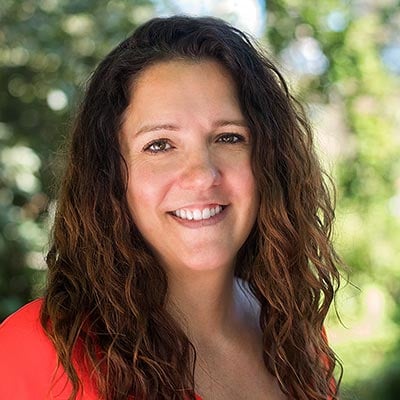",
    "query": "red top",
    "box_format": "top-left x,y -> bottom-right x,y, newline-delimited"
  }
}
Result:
0,299 -> 335,399
0,299 -> 202,400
